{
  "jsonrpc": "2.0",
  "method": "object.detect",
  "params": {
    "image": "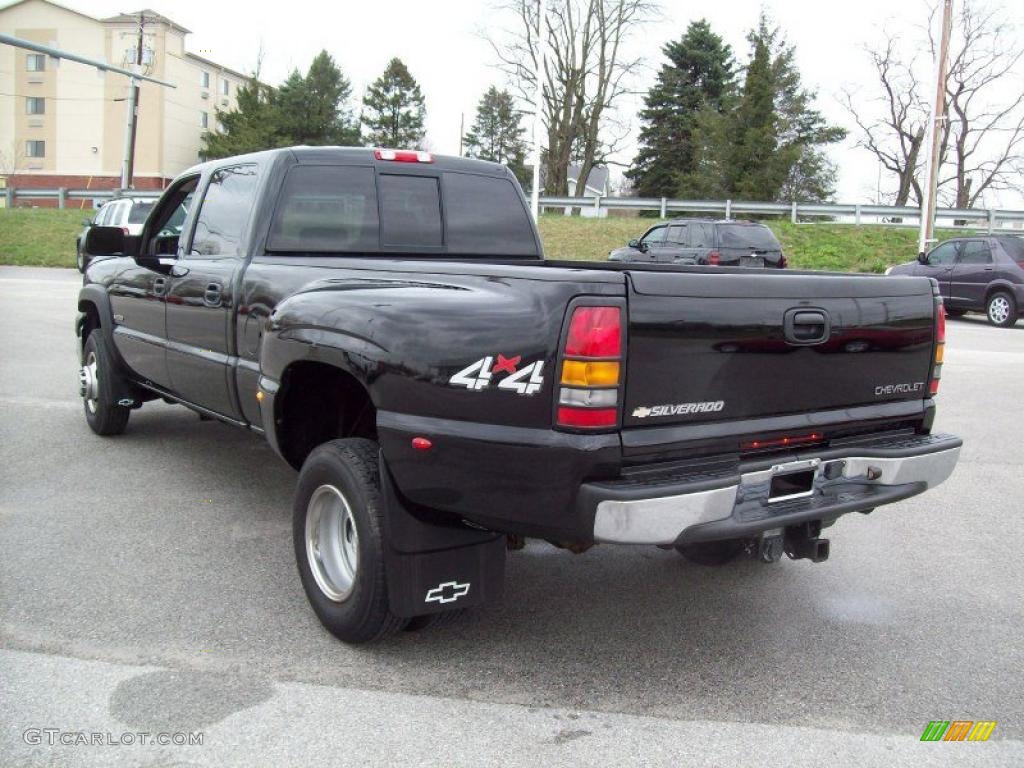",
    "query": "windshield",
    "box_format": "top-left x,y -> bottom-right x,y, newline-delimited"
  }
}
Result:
128,202 -> 155,224
719,224 -> 781,251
